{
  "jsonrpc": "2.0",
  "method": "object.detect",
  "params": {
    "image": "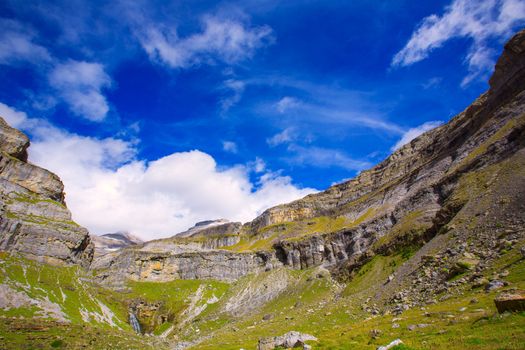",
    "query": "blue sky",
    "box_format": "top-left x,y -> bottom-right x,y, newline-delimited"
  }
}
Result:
1,0 -> 524,239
